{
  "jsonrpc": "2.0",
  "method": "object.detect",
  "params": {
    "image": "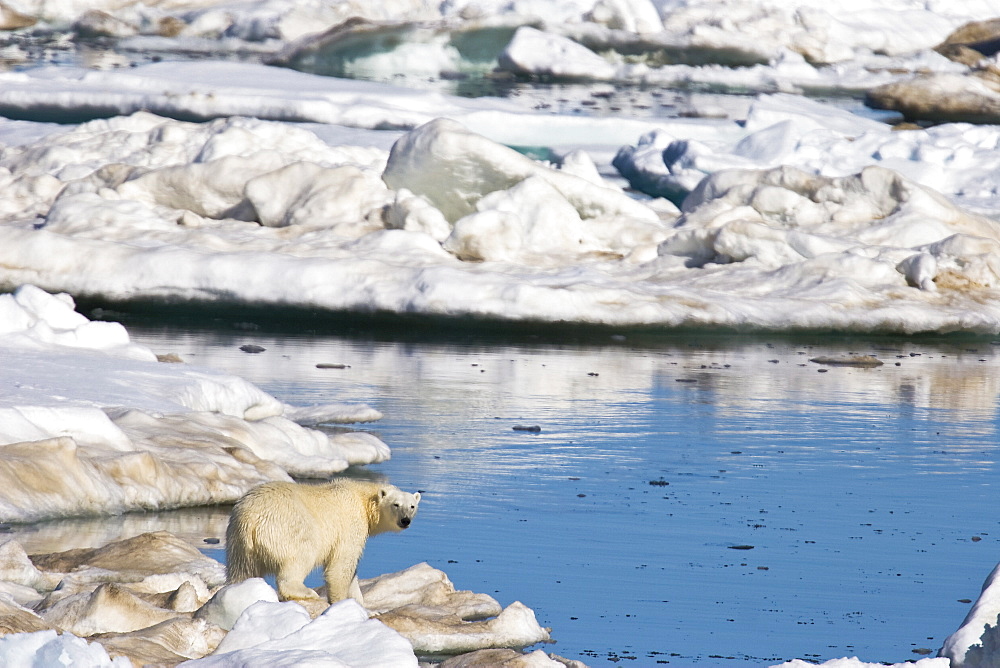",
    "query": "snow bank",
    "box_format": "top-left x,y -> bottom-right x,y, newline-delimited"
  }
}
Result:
185,599 -> 419,668
0,283 -> 153,360
0,285 -> 389,522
